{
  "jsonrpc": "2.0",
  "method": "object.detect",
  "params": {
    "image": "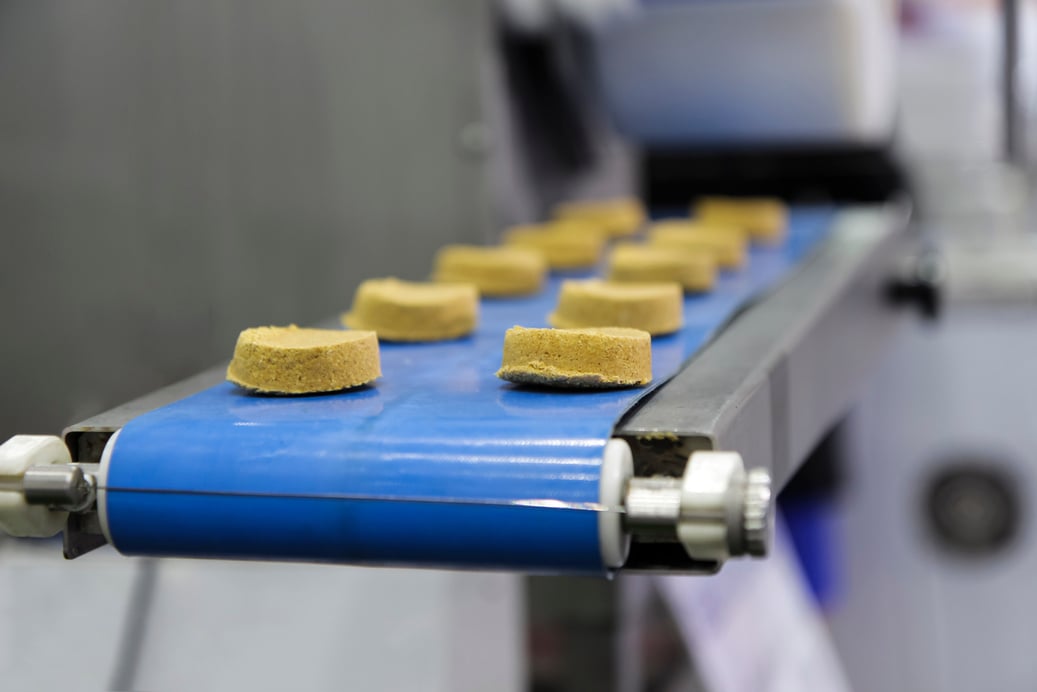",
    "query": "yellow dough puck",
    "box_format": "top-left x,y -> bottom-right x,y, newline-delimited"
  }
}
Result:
694,196 -> 788,244
342,278 -> 478,342
648,220 -> 749,270
552,197 -> 646,238
227,326 -> 380,394
607,244 -> 716,293
549,279 -> 683,336
497,326 -> 652,389
432,245 -> 547,297
503,223 -> 606,271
